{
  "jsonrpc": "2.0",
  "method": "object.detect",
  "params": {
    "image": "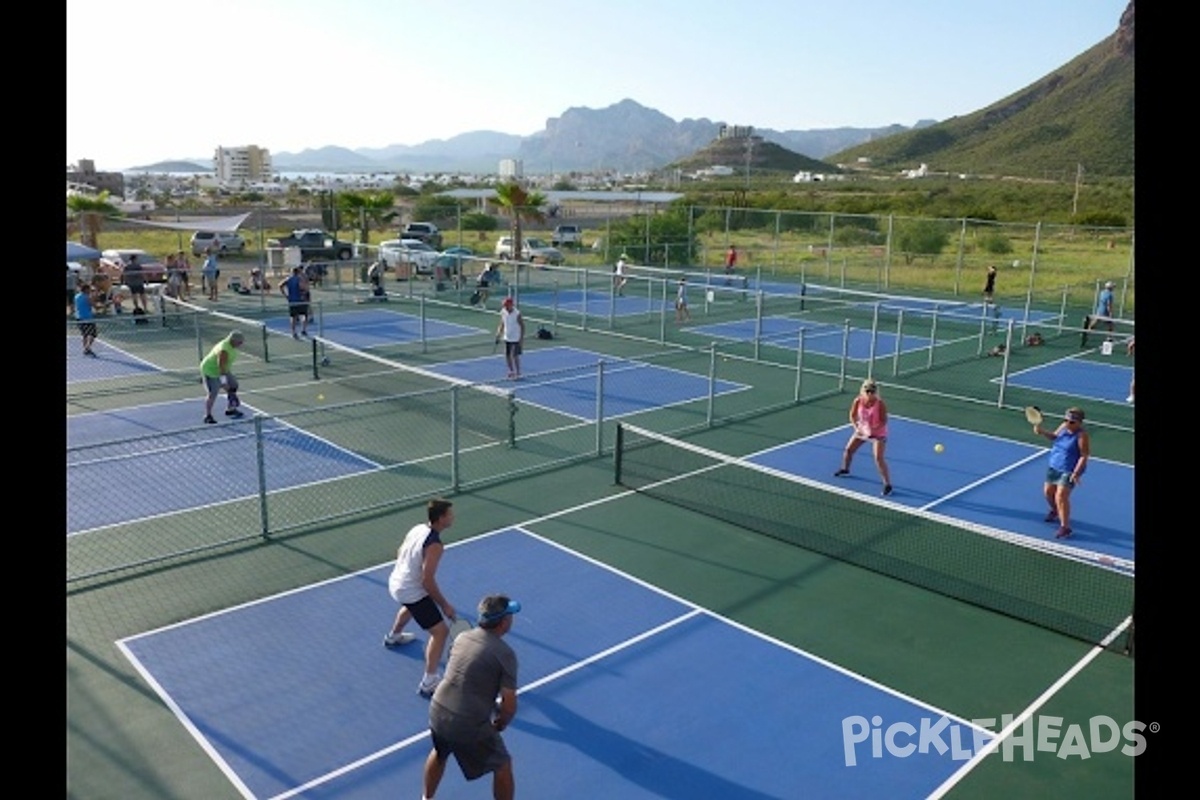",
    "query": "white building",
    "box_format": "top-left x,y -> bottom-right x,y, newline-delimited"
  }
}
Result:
499,159 -> 523,179
215,145 -> 273,185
